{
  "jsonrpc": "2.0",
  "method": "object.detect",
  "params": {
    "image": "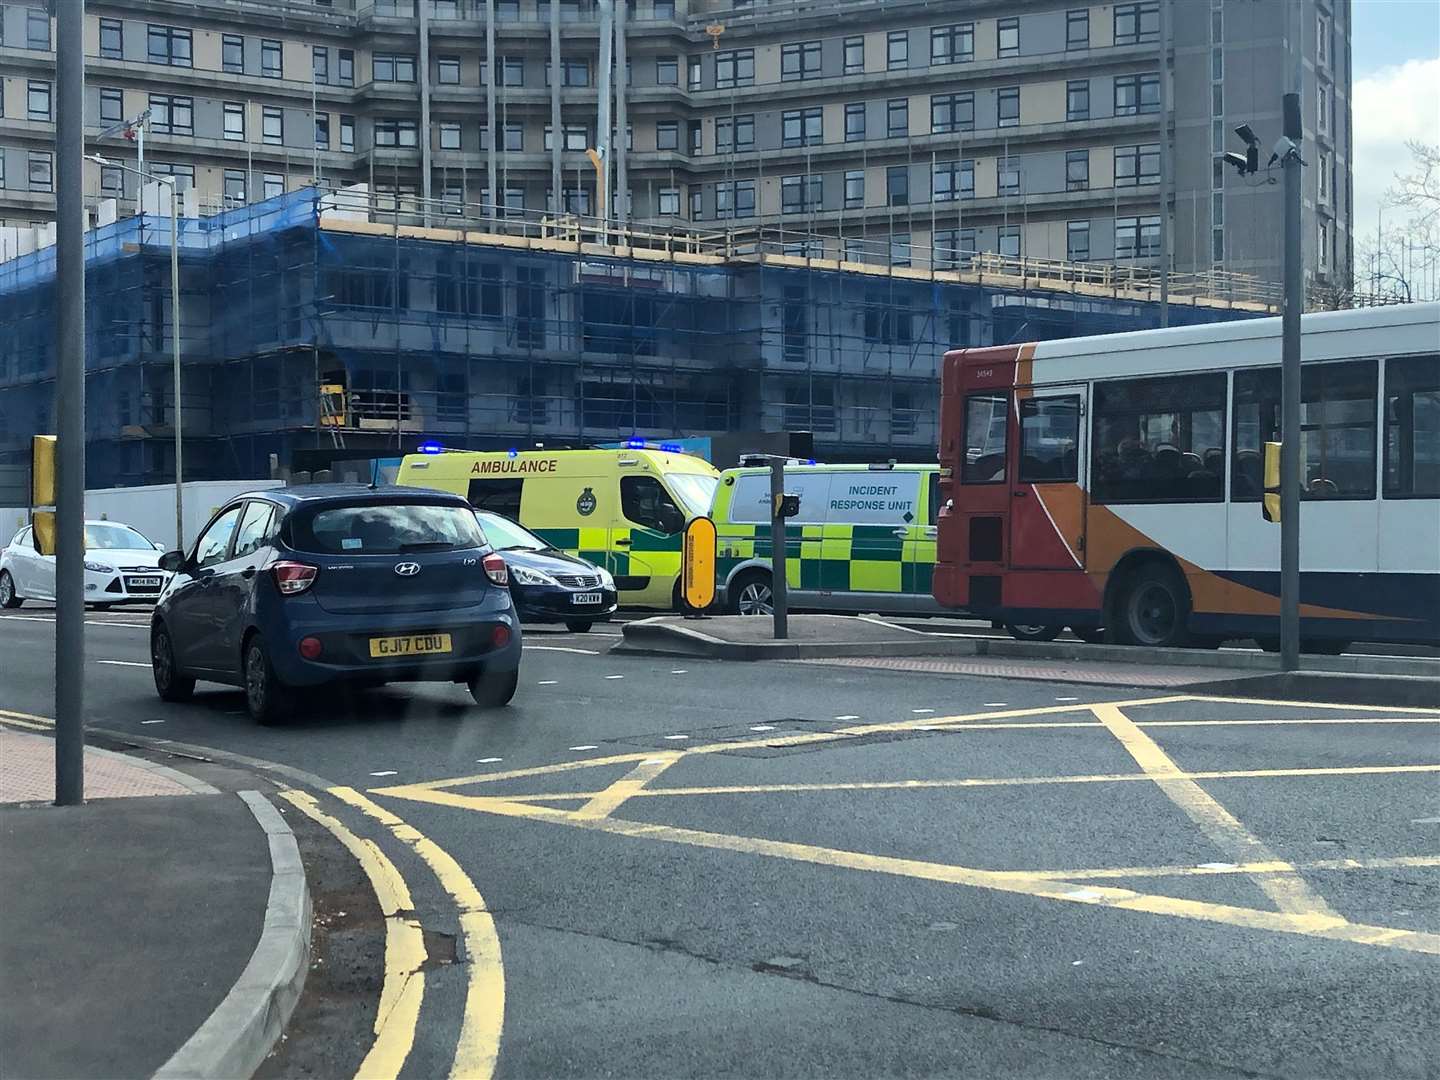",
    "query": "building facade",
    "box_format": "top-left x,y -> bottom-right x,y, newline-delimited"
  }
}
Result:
1,0 -> 1352,289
